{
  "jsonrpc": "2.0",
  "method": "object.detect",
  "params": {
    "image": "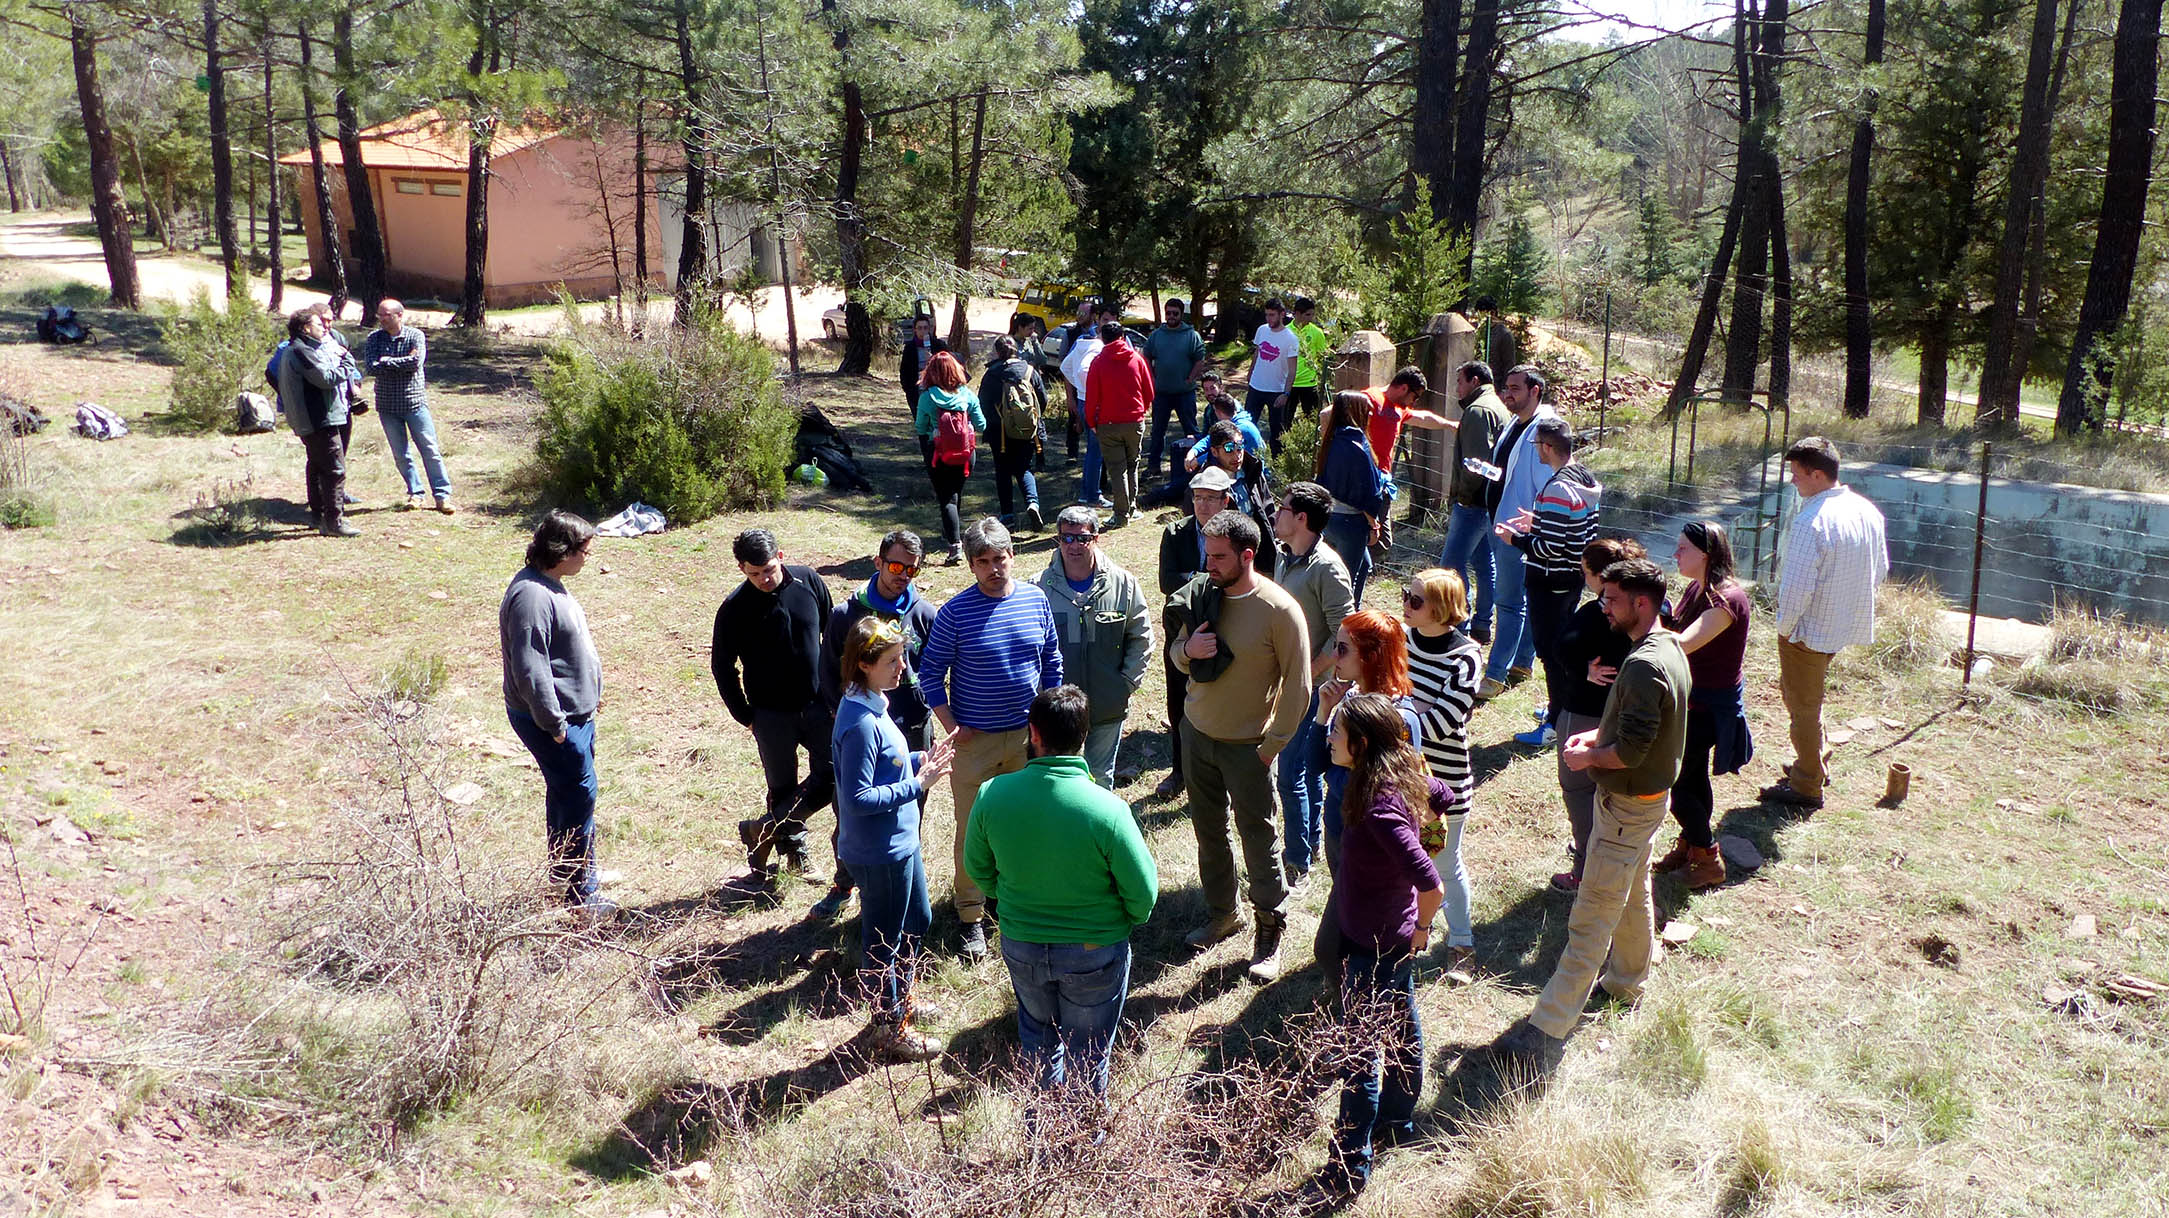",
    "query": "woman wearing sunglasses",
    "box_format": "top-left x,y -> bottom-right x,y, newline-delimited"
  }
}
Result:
1398,568 -> 1482,979
833,614 -> 957,1061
